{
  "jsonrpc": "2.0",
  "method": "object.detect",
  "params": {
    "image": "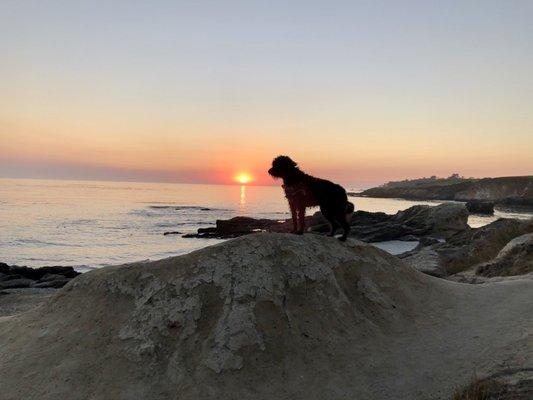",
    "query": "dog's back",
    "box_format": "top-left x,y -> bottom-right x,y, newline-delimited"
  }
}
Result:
305,175 -> 347,203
